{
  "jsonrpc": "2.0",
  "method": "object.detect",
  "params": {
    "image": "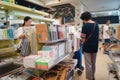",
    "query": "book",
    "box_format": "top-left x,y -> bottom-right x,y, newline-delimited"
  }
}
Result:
58,42 -> 65,57
8,29 -> 13,38
38,50 -> 53,59
46,24 -> 52,41
42,44 -> 59,60
36,24 -> 49,41
58,26 -> 65,39
36,58 -> 54,69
